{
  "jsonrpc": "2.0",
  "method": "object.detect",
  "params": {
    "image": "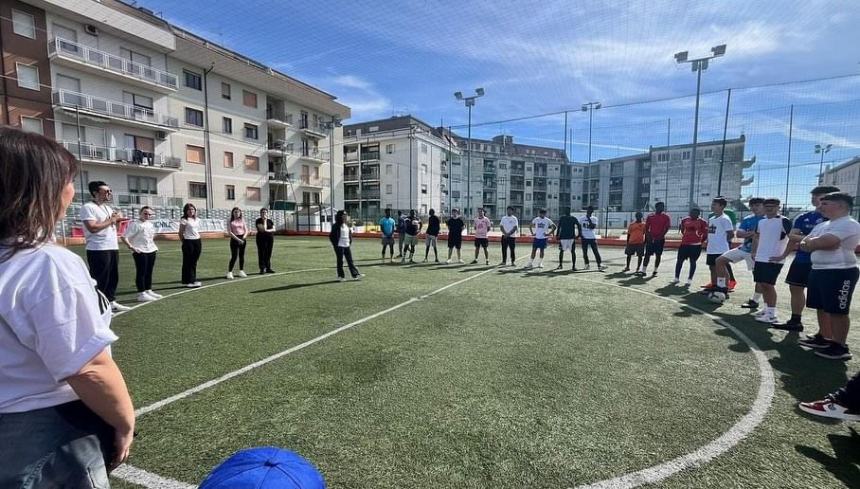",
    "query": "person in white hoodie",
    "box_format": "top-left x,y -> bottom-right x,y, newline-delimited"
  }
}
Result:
122,206 -> 162,302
